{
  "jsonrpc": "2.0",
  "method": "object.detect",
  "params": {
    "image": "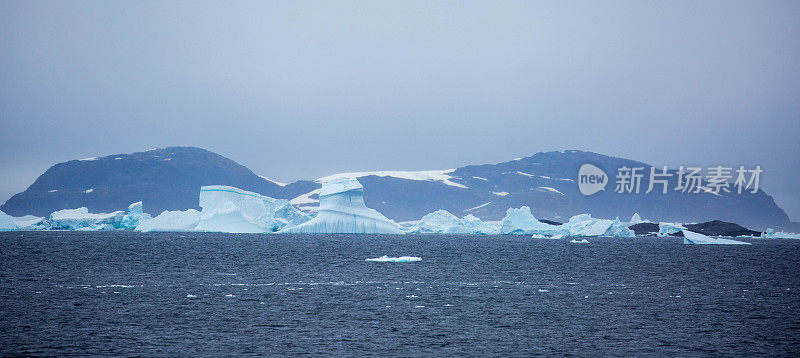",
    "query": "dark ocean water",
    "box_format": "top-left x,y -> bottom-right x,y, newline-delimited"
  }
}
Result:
1,232 -> 799,357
